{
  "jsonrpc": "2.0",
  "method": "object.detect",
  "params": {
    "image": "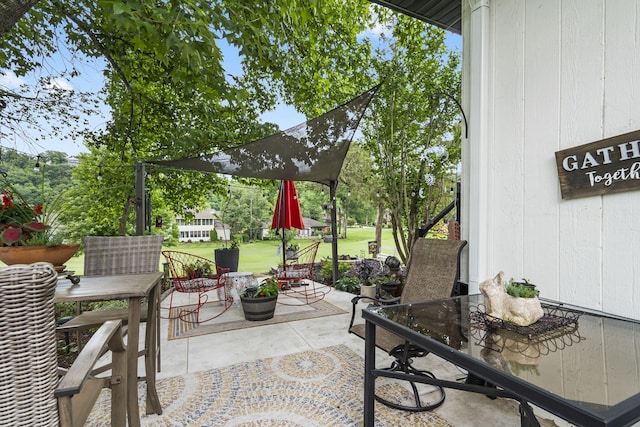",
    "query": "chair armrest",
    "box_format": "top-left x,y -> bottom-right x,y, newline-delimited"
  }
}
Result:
347,295 -> 380,331
347,292 -> 403,331
55,319 -> 126,397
